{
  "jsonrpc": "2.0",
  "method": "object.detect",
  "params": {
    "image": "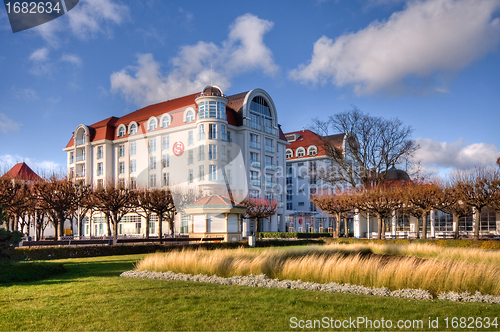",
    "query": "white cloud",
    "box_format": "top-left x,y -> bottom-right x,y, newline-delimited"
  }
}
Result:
414,137 -> 500,170
29,48 -> 49,62
0,114 -> 22,133
66,0 -> 129,39
60,53 -> 83,66
290,0 -> 500,95
0,154 -> 61,176
111,14 -> 277,107
11,87 -> 39,101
